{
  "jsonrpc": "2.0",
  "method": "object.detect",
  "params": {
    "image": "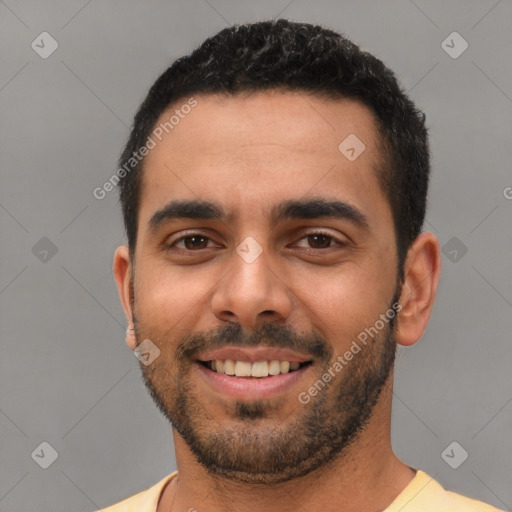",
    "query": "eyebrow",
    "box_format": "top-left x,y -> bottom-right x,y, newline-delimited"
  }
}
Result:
149,198 -> 370,232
